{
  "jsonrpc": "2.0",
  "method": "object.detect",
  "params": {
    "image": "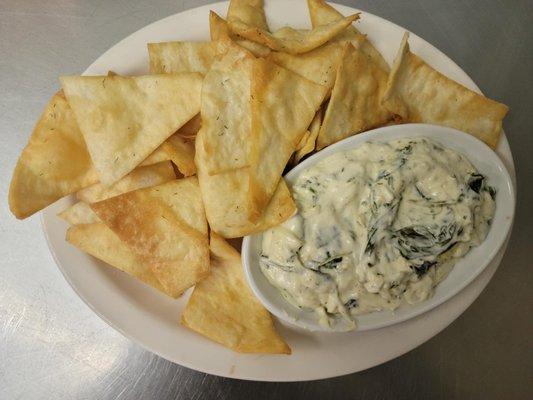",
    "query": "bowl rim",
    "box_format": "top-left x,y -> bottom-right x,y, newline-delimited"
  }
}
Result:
242,123 -> 516,332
